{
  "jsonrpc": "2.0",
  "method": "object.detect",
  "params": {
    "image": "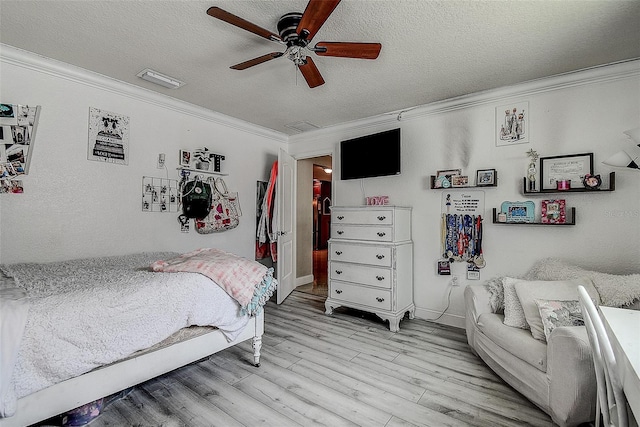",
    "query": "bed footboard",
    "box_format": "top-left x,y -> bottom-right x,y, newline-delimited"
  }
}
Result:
0,311 -> 265,427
